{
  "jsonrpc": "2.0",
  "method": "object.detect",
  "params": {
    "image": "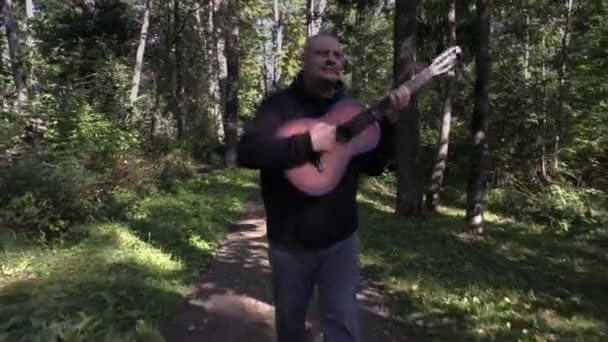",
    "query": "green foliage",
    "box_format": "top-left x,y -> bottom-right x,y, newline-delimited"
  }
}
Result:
488,184 -> 607,235
69,109 -> 137,170
156,149 -> 197,189
0,153 -> 102,241
325,3 -> 394,102
0,170 -> 257,342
